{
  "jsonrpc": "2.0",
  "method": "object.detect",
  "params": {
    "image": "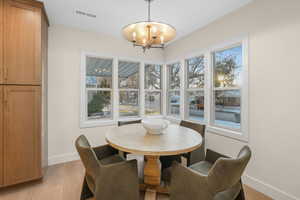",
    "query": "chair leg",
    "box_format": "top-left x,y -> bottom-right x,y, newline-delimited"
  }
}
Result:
235,181 -> 246,200
186,155 -> 191,167
80,177 -> 94,200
